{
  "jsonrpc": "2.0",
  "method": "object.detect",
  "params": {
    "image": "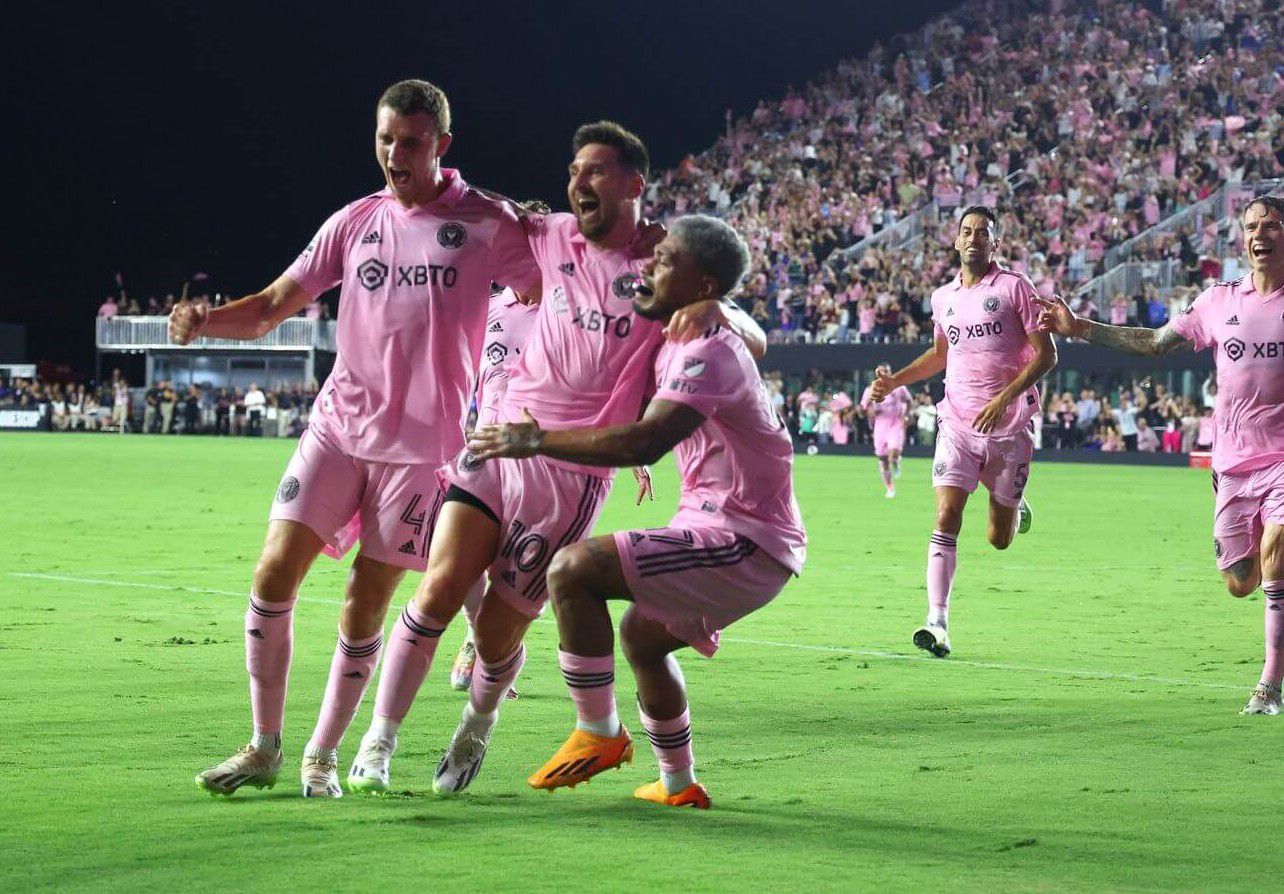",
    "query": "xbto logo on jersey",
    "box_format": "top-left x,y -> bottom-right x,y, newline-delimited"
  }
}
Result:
1226,338 -> 1284,361
396,264 -> 458,288
486,342 -> 508,365
571,306 -> 633,338
357,259 -> 389,290
965,321 -> 1004,338
437,222 -> 466,249
946,325 -> 961,345
612,272 -> 642,300
1224,337 -> 1247,361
